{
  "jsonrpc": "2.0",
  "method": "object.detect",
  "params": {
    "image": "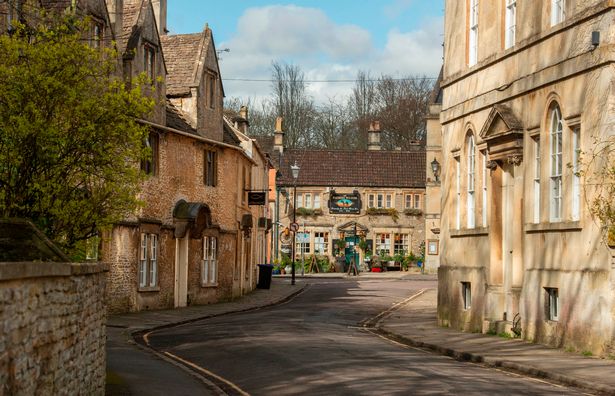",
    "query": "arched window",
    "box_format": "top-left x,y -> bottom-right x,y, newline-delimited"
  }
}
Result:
467,134 -> 476,228
549,105 -> 563,221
